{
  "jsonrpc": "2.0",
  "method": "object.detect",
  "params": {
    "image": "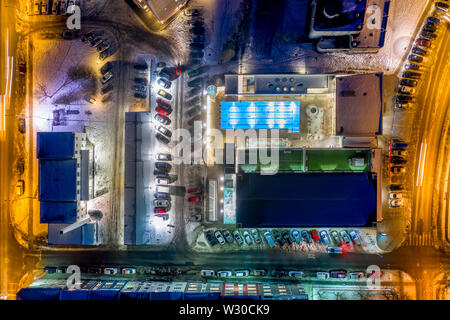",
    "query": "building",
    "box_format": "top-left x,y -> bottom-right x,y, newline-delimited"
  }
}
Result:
37,132 -> 96,245
132,0 -> 188,24
309,0 -> 390,52
204,73 -> 383,226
